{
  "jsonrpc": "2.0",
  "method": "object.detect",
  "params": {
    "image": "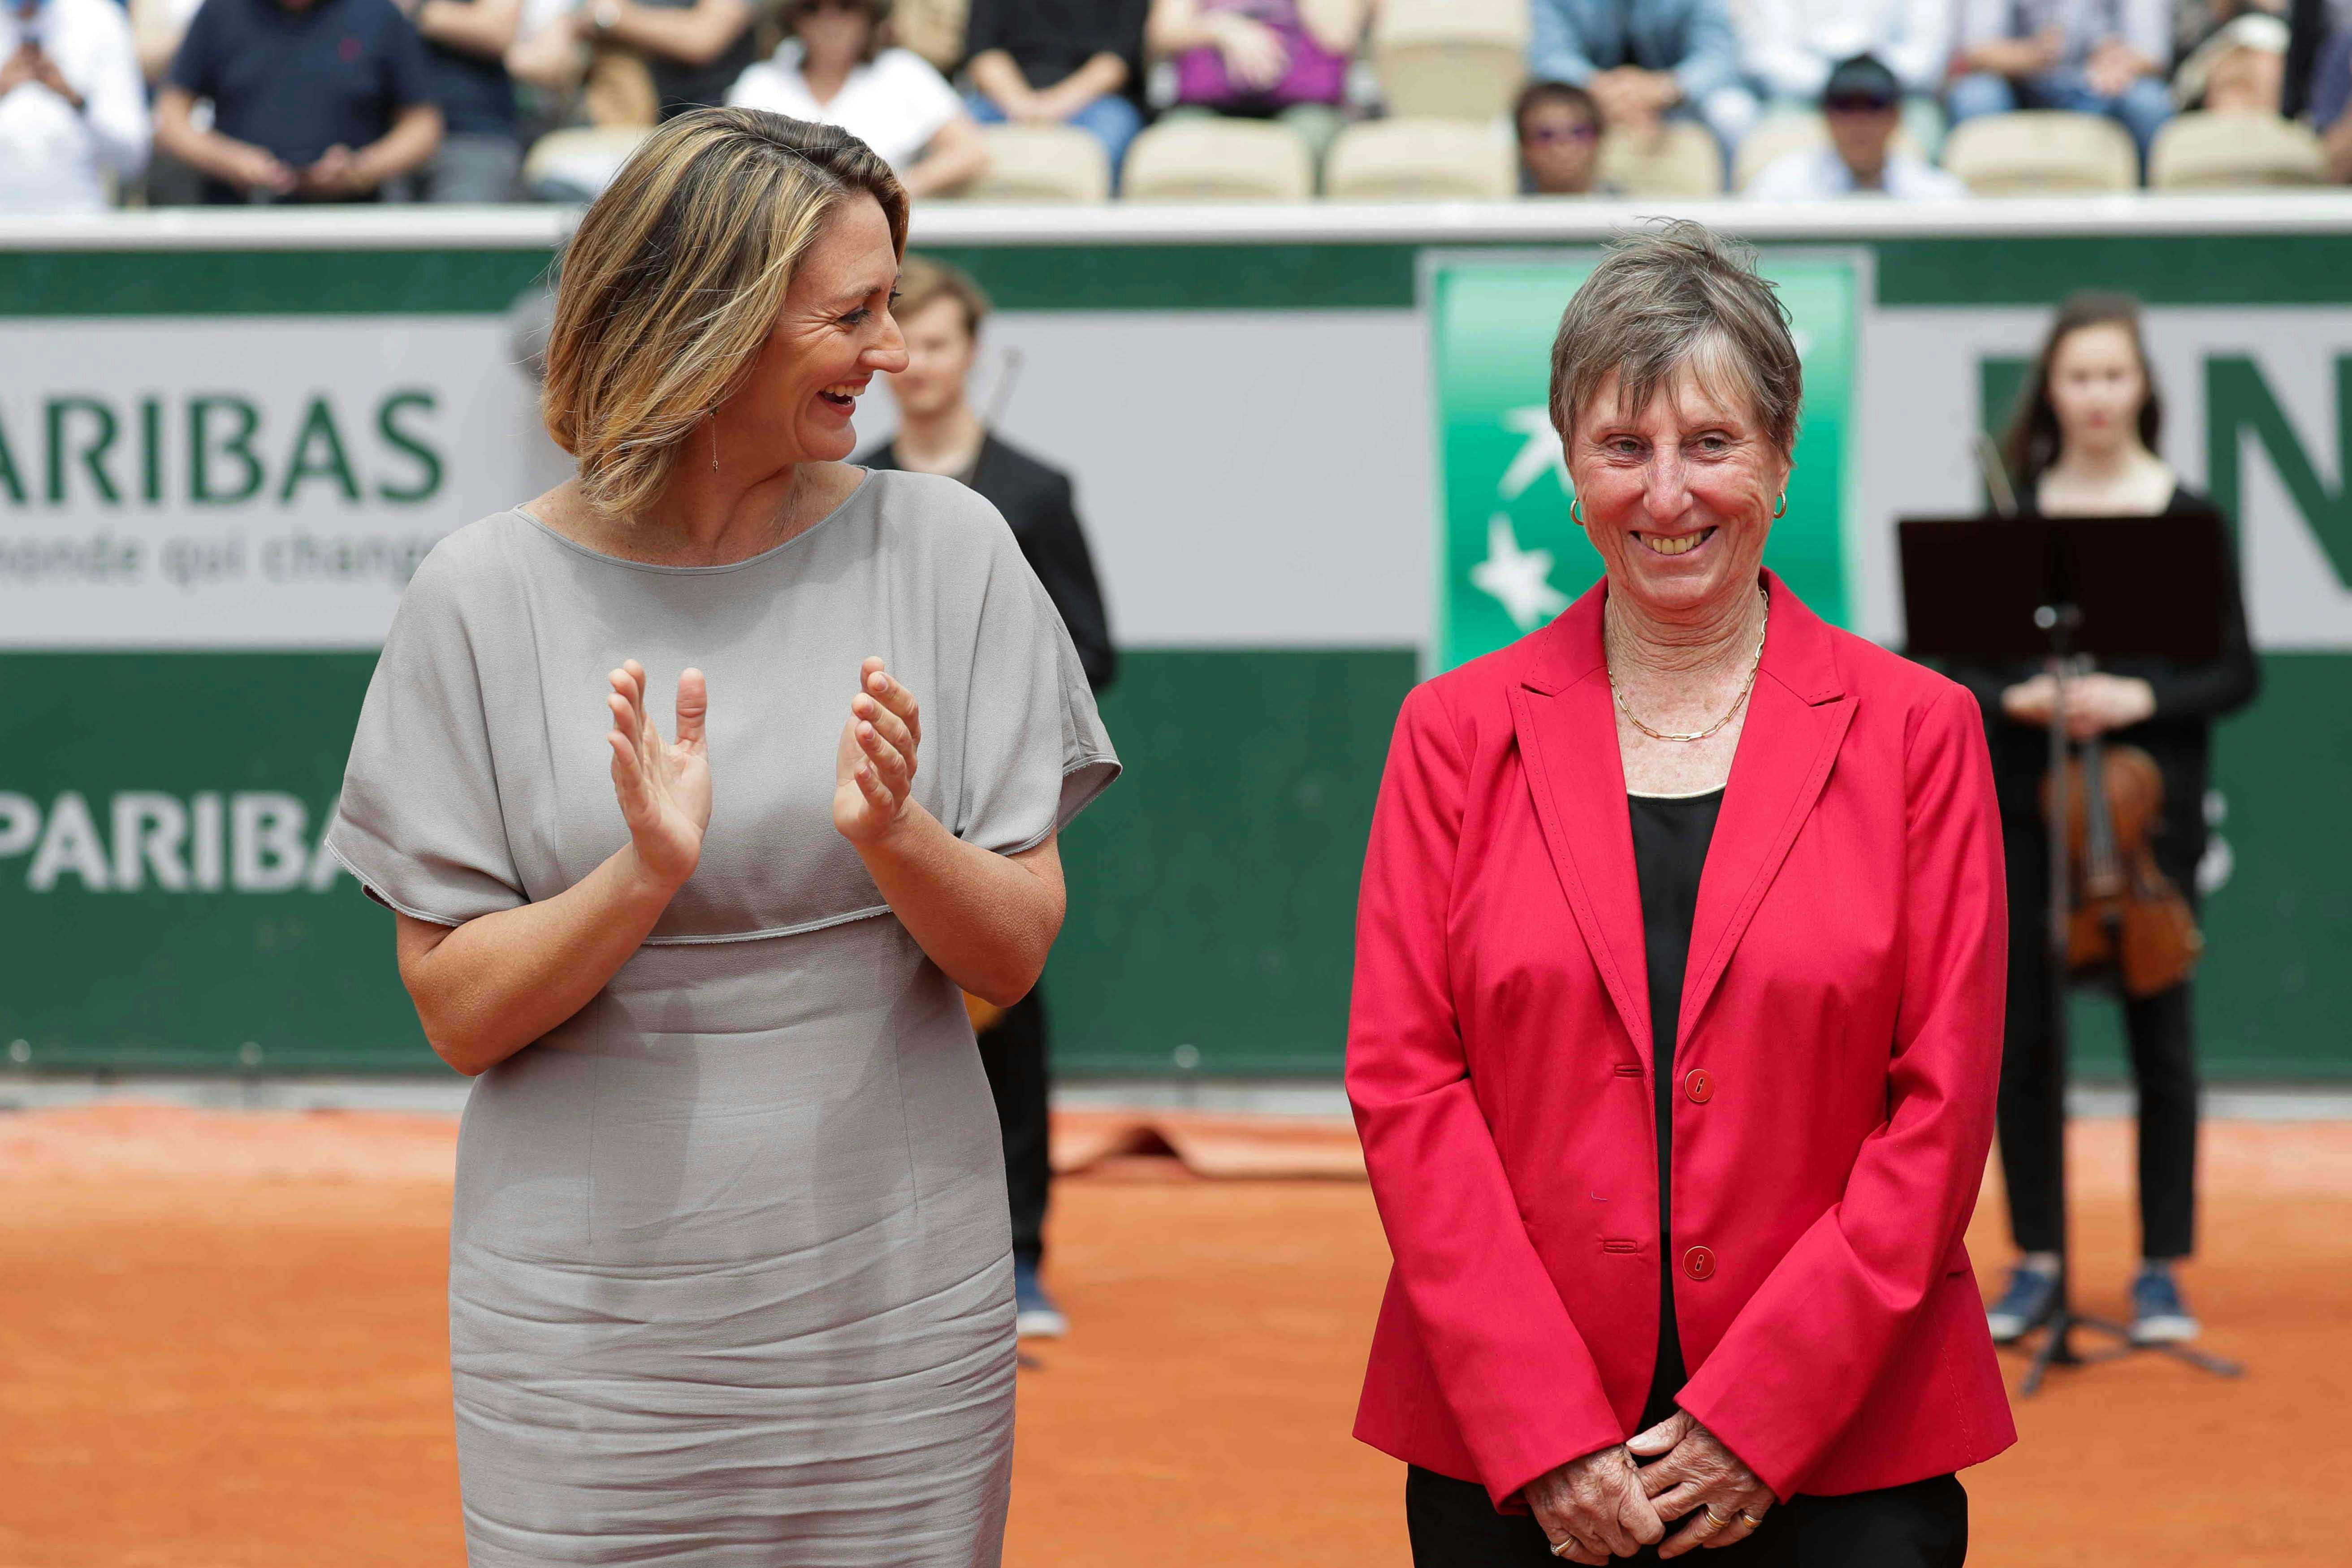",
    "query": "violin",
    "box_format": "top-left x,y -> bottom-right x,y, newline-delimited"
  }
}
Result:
2039,663 -> 2203,998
